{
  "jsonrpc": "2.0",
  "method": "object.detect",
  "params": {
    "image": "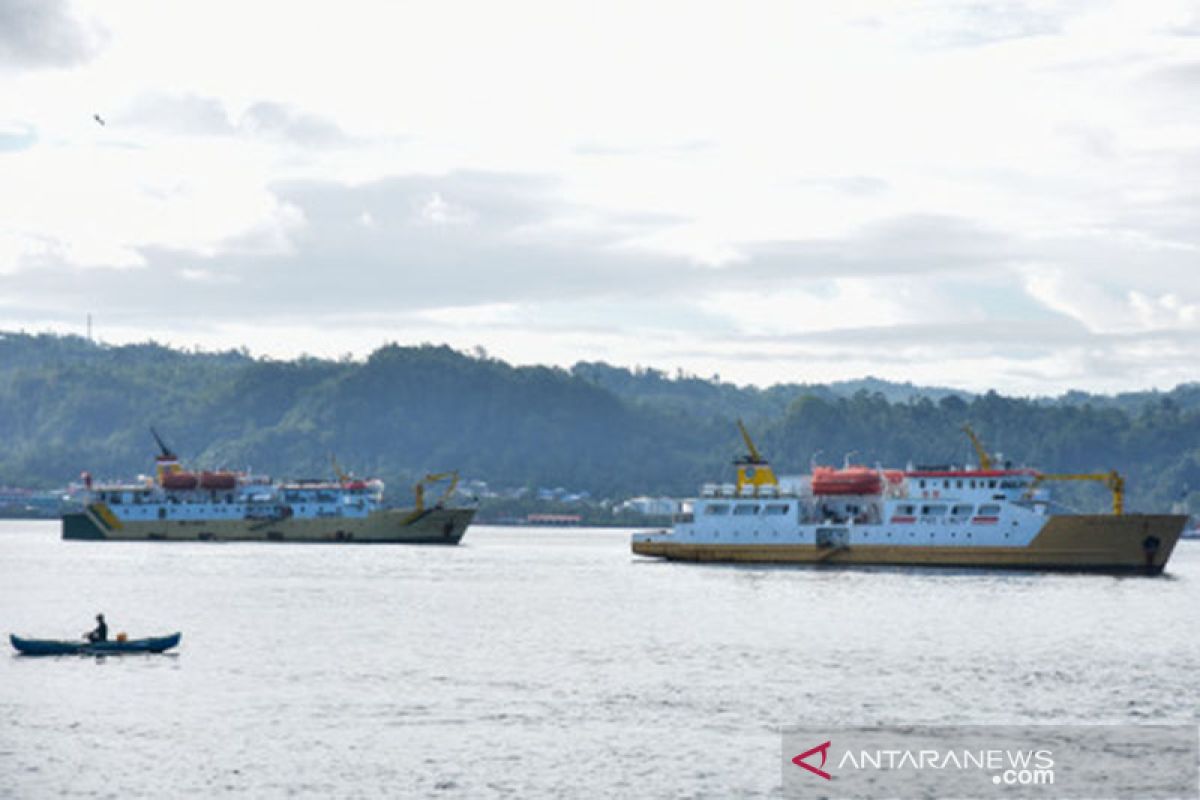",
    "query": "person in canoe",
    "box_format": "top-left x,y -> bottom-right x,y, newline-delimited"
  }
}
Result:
85,613 -> 108,643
